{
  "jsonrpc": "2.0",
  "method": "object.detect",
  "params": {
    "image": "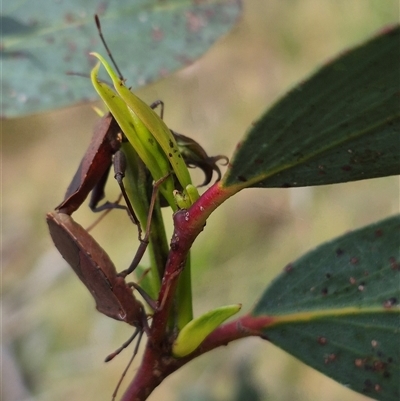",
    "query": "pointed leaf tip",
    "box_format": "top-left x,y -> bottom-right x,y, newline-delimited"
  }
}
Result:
223,26 -> 400,190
